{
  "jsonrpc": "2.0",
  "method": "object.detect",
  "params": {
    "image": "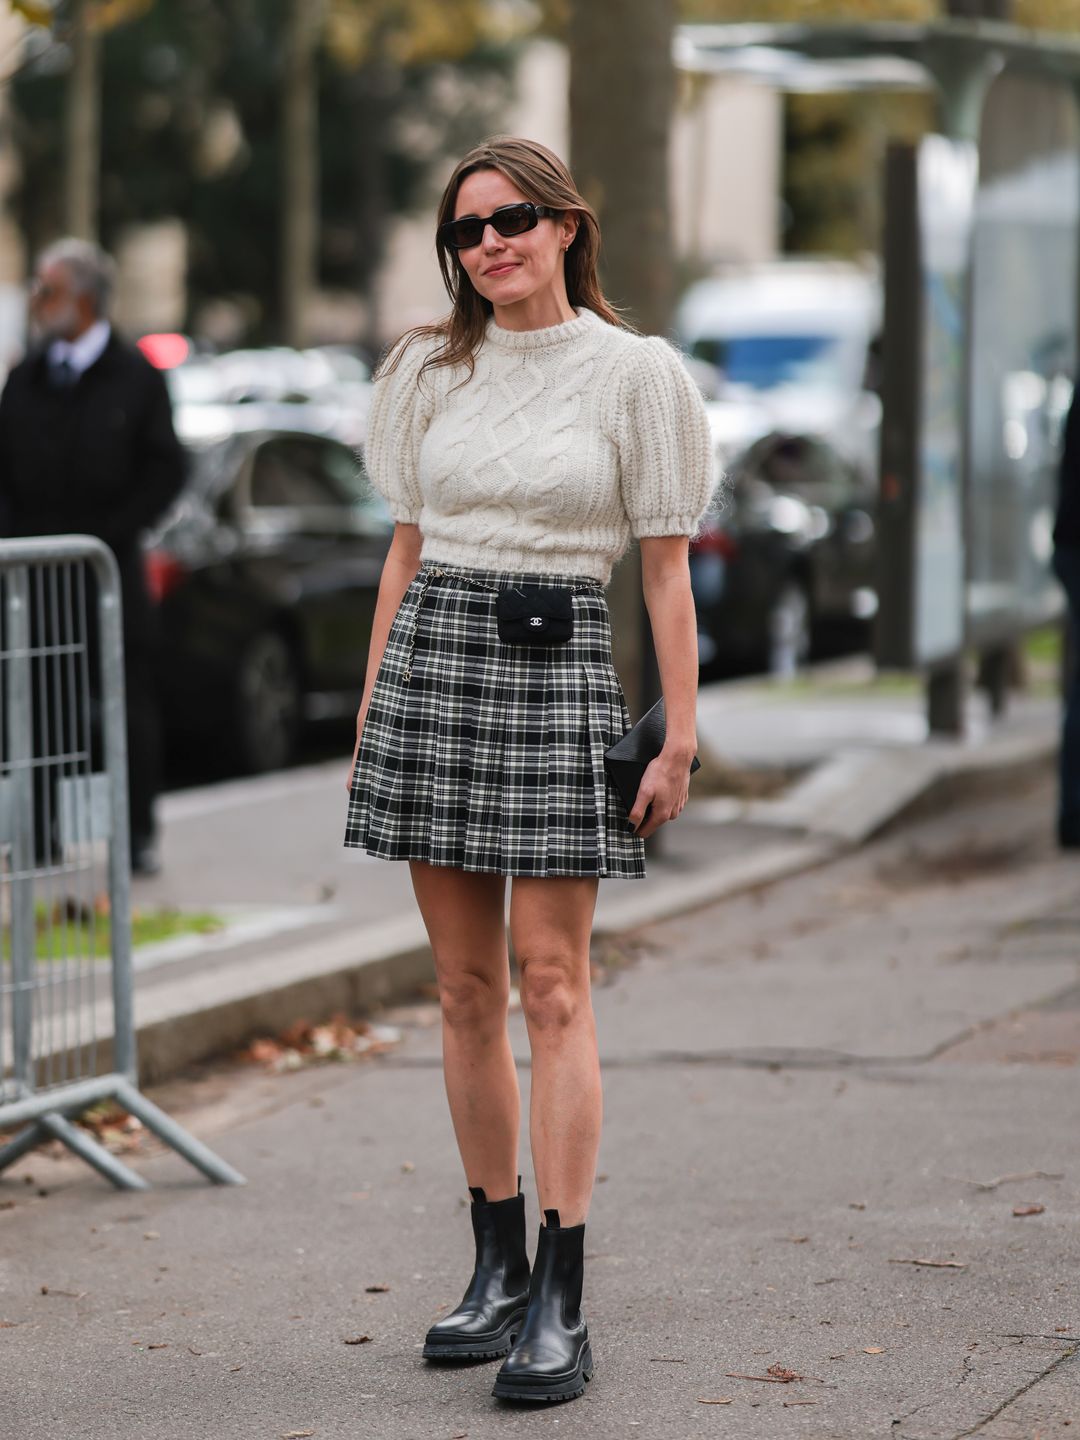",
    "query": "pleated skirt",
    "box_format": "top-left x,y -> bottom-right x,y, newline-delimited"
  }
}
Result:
343,561 -> 647,879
